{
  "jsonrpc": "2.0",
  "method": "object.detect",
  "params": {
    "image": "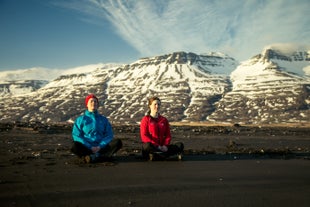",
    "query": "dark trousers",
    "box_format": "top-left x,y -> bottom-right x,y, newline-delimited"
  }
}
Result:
71,139 -> 123,158
142,142 -> 184,159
